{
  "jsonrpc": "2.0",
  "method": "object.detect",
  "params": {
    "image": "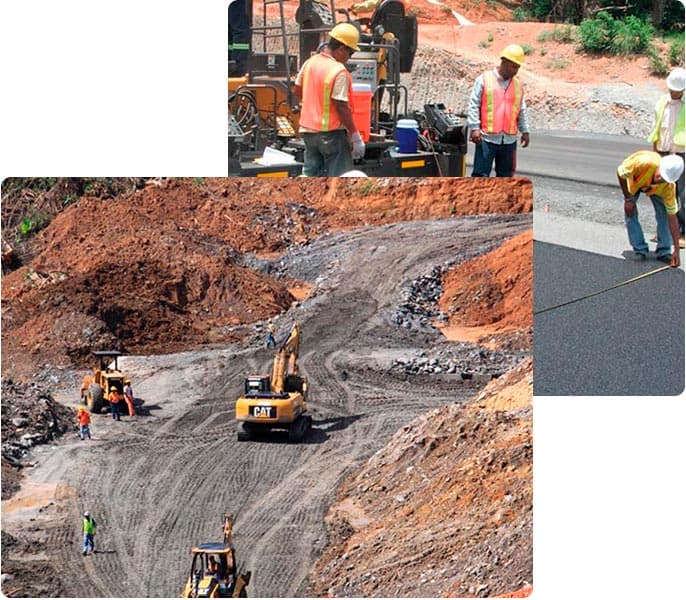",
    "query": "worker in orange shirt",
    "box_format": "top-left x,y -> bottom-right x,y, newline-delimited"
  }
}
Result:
108,386 -> 122,421
123,382 -> 136,417
76,407 -> 91,440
